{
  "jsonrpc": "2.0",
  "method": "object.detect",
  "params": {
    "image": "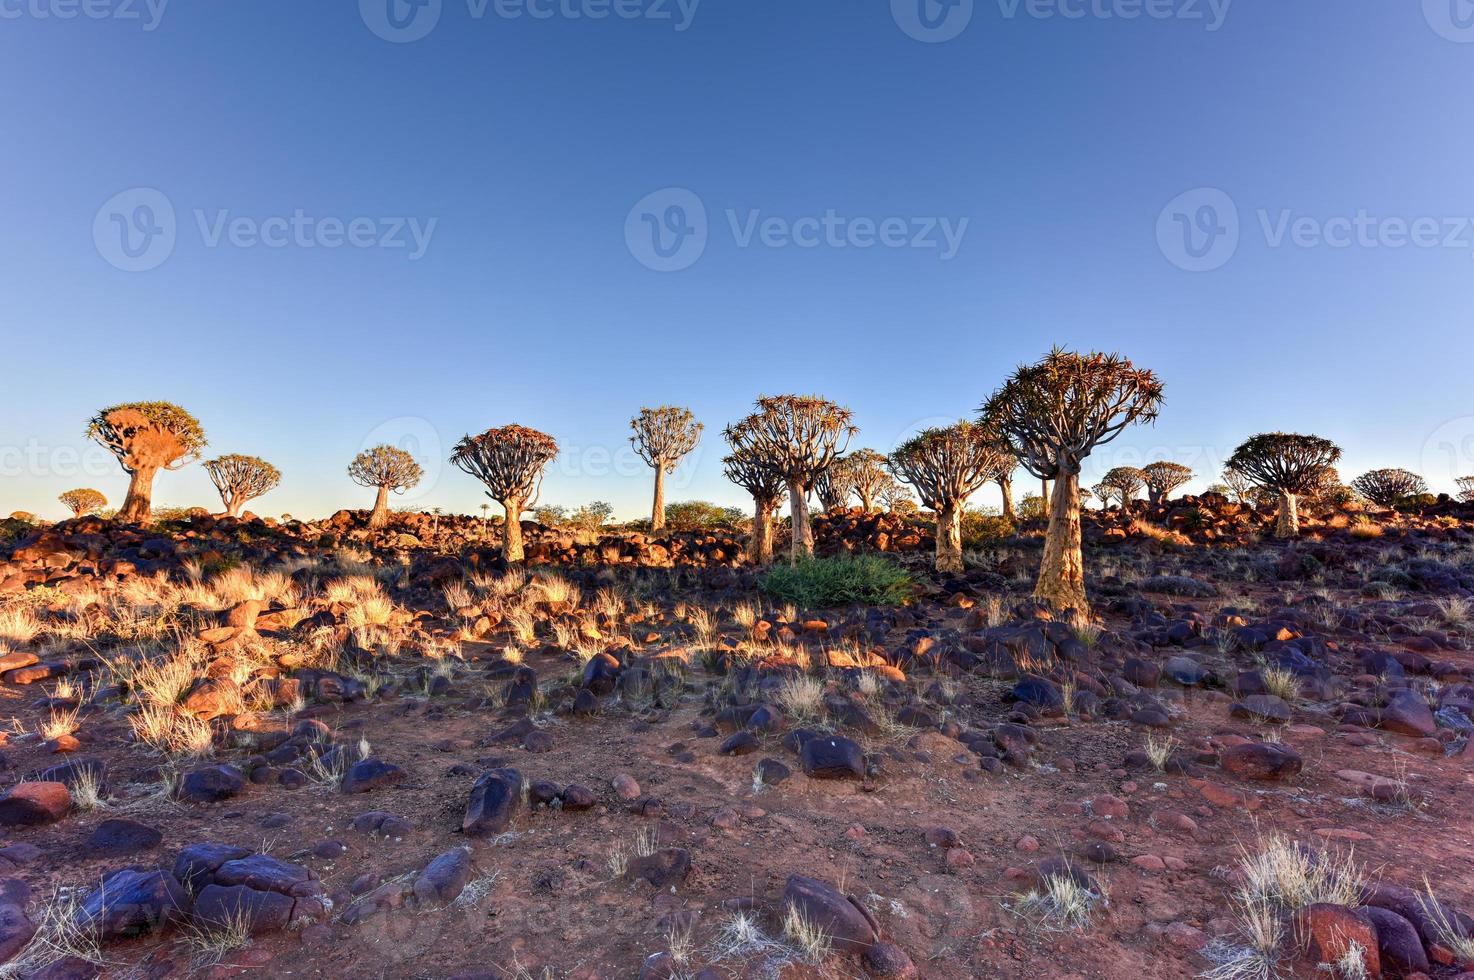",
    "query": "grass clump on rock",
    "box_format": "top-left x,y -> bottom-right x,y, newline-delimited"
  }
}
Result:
759,554 -> 913,608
